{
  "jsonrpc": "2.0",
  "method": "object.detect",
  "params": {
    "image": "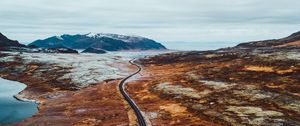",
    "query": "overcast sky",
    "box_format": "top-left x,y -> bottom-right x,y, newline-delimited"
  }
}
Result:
0,0 -> 300,44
